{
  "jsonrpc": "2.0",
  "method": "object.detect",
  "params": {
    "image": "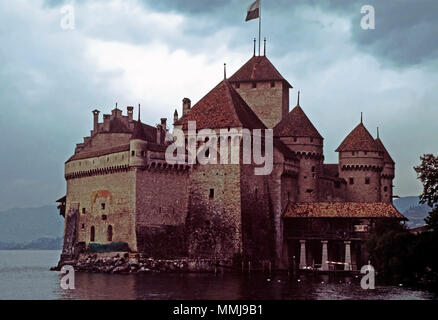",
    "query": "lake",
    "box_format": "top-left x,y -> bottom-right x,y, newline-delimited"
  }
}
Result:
0,250 -> 436,300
